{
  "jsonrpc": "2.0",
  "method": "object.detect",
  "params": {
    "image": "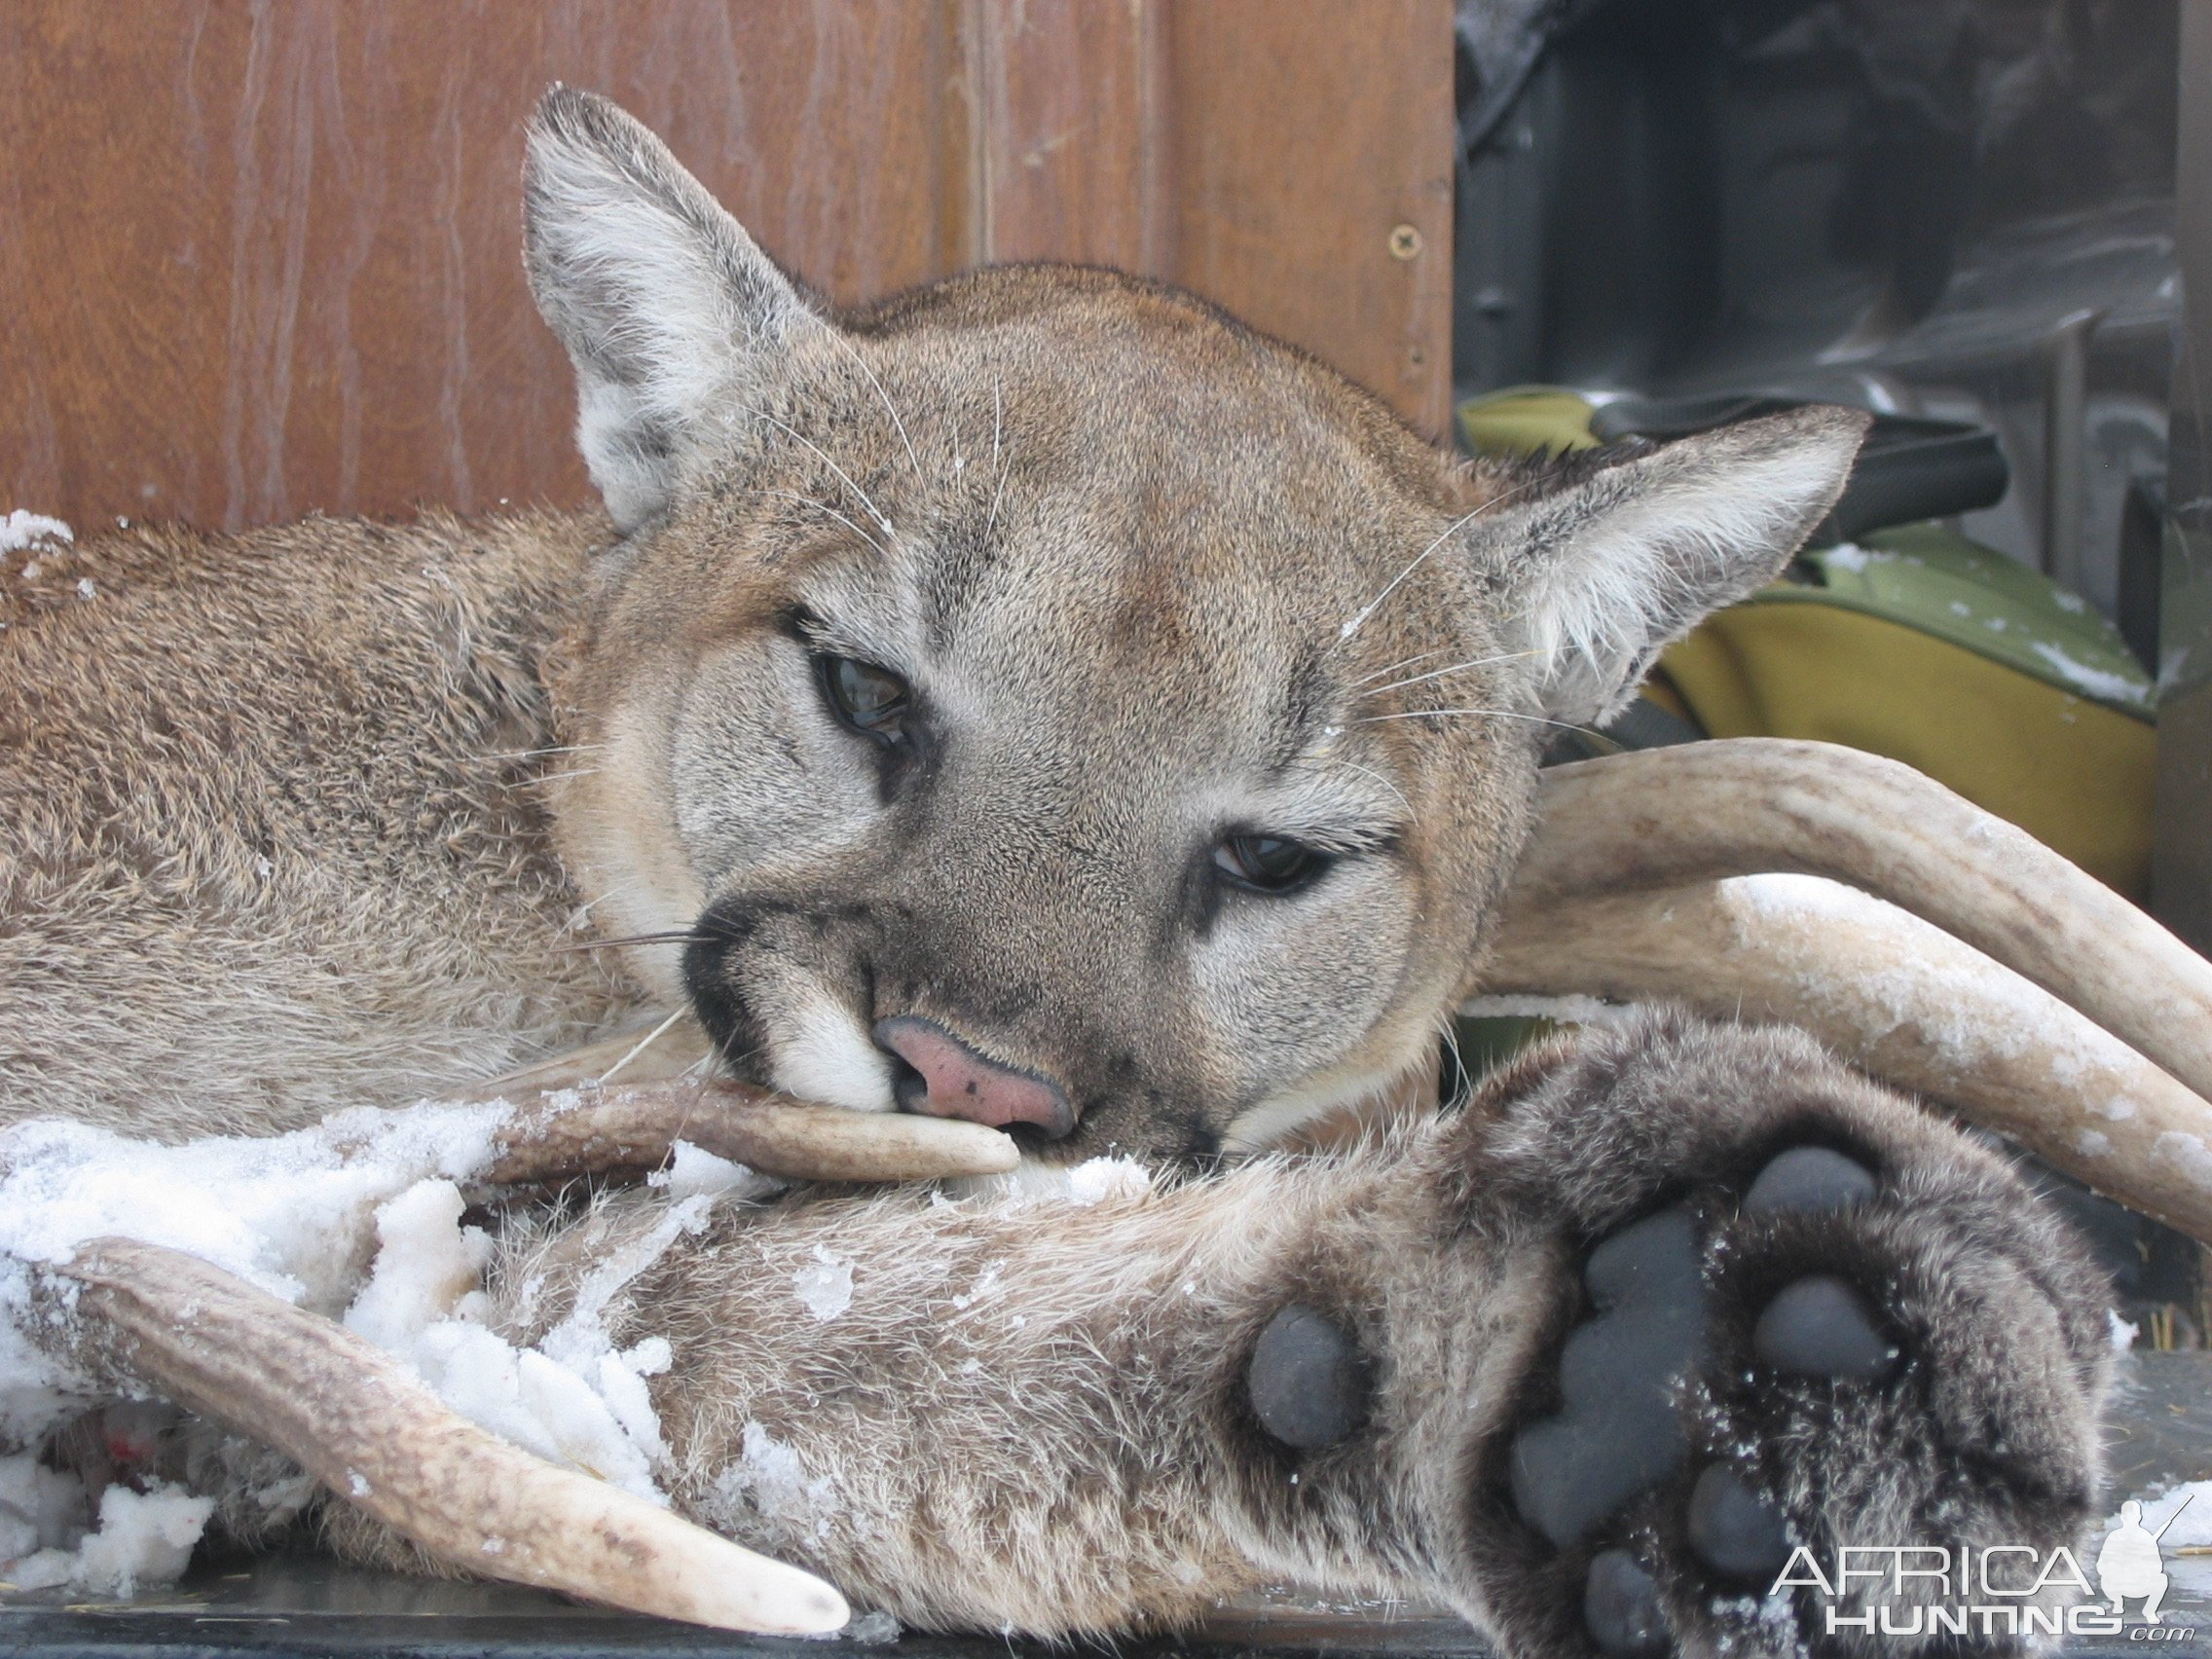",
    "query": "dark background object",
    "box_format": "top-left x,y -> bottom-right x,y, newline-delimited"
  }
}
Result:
1454,0 -> 2178,621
